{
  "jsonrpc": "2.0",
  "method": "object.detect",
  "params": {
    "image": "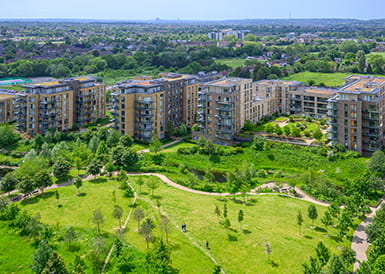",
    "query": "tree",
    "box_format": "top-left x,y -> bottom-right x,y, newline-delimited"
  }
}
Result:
312,127 -> 323,140
315,241 -> 330,267
73,176 -> 83,195
68,255 -> 86,274
147,179 -> 159,196
214,205 -> 221,221
264,123 -> 274,134
0,172 -> 19,193
34,171 -> 53,194
137,177 -> 144,193
213,265 -> 222,274
40,143 -> 51,159
92,209 -> 105,234
337,209 -> 353,238
32,134 -> 45,150
0,125 -> 19,148
0,196 -> 9,213
64,226 -> 77,248
87,160 -> 102,179
223,202 -> 228,218
107,129 -> 121,147
117,169 -> 128,183
31,239 -> 53,274
134,208 -> 145,231
328,255 -> 344,274
197,136 -> 206,148
41,252 -> 68,274
252,136 -> 266,151
302,256 -> 321,274
140,218 -> 155,249
88,135 -> 99,153
146,239 -> 178,273
264,240 -> 272,262
112,205 -> 123,229
18,176 -> 35,196
274,124 -> 282,135
112,146 -> 138,167
119,135 -> 133,147
55,190 -> 60,205
308,205 -> 318,226
356,50 -> 366,73
368,150 -> 385,175
223,218 -> 231,231
150,135 -> 162,154
297,210 -> 304,235
52,158 -> 71,181
160,214 -> 172,242
321,210 -> 333,229
27,214 -> 43,241
238,209 -> 244,230
204,139 -> 215,155
105,161 -> 115,178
